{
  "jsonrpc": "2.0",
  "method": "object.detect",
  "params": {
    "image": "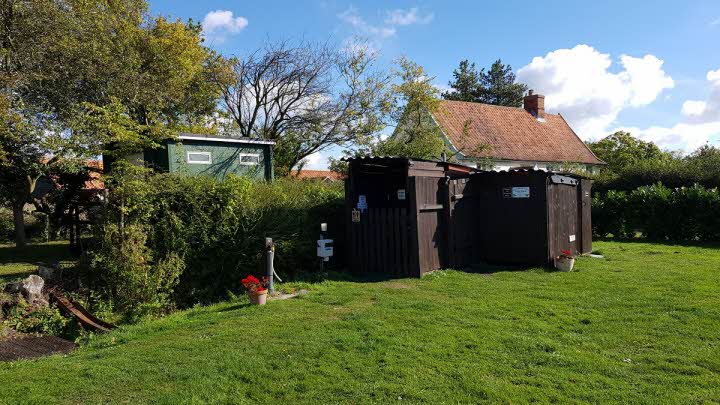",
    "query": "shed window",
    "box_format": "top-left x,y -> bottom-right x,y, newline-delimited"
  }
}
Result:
187,151 -> 212,164
239,153 -> 260,166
